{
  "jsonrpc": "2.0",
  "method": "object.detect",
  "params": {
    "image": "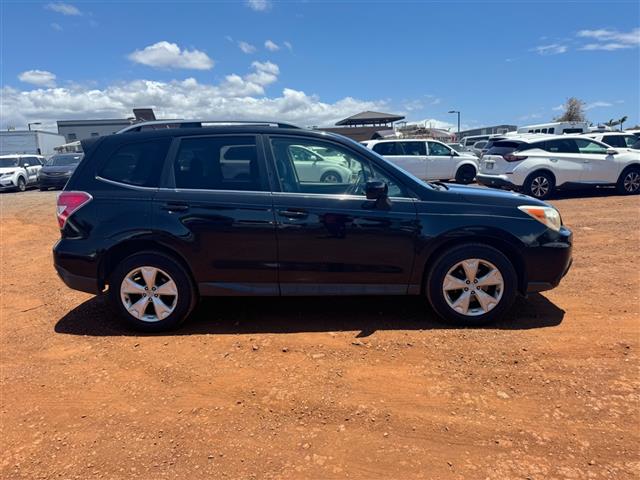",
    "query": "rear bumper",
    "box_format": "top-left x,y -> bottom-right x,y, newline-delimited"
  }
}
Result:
53,240 -> 101,294
55,264 -> 101,294
476,174 -> 517,190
